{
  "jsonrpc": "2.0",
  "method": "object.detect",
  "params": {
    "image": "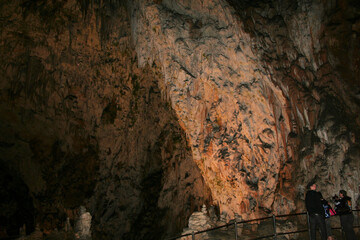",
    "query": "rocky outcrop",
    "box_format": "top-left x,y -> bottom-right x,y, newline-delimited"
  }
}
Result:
131,0 -> 360,221
0,1 -> 211,239
0,0 -> 359,239
230,0 -> 360,212
74,206 -> 91,239
132,0 -> 289,220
